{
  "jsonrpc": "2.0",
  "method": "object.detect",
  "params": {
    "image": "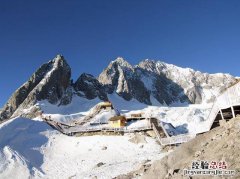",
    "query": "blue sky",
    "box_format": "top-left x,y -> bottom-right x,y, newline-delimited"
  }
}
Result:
1,0 -> 240,107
